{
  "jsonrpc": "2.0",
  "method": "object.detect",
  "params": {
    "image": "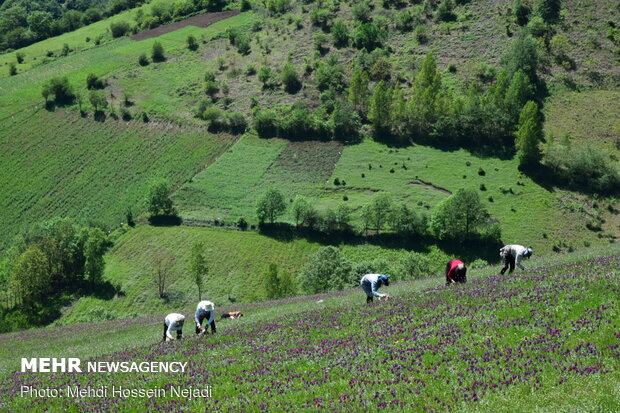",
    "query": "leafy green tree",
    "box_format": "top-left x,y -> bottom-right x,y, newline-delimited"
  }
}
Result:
314,57 -> 346,91
352,1 -> 372,22
430,189 -> 492,240
515,101 -> 543,167
353,22 -> 386,51
291,196 -> 312,228
109,21 -> 131,38
369,81 -> 393,138
187,34 -> 198,51
10,245 -> 51,306
514,0 -> 531,25
407,53 -> 443,139
331,20 -> 349,47
299,246 -> 352,293
394,252 -> 432,280
190,243 -> 208,300
505,70 -> 534,123
84,228 -> 107,283
348,70 -> 370,114
534,0 -> 561,23
258,66 -> 277,89
281,63 -> 301,94
331,100 -> 361,141
264,263 -> 281,299
257,189 -> 287,224
88,90 -> 108,112
390,204 -> 427,235
42,76 -> 75,105
435,0 -> 456,22
27,11 -> 53,39
334,204 -> 352,231
146,178 -> 175,217
151,41 -> 166,62
278,269 -> 297,297
501,32 -> 539,82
